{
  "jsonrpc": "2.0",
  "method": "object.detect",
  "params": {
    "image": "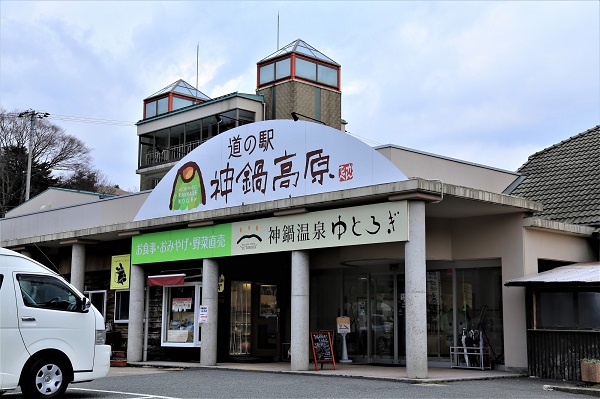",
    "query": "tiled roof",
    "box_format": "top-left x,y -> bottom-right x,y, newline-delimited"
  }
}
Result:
509,125 -> 600,226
